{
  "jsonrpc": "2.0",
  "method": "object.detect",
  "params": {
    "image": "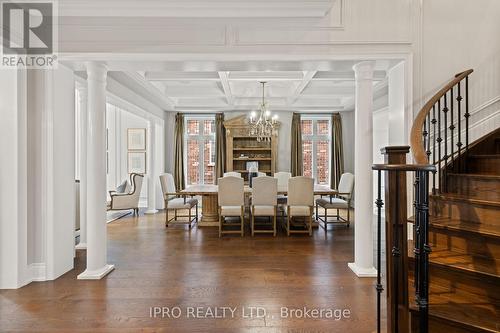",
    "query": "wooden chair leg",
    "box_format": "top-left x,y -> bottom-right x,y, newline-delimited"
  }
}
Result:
195,203 -> 199,222
324,207 -> 328,234
347,207 -> 350,227
219,208 -> 222,238
251,206 -> 255,237
273,208 -> 277,237
315,203 -> 318,222
188,209 -> 192,229
165,209 -> 169,227
286,206 -> 290,236
309,208 -> 313,236
240,206 -> 244,237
